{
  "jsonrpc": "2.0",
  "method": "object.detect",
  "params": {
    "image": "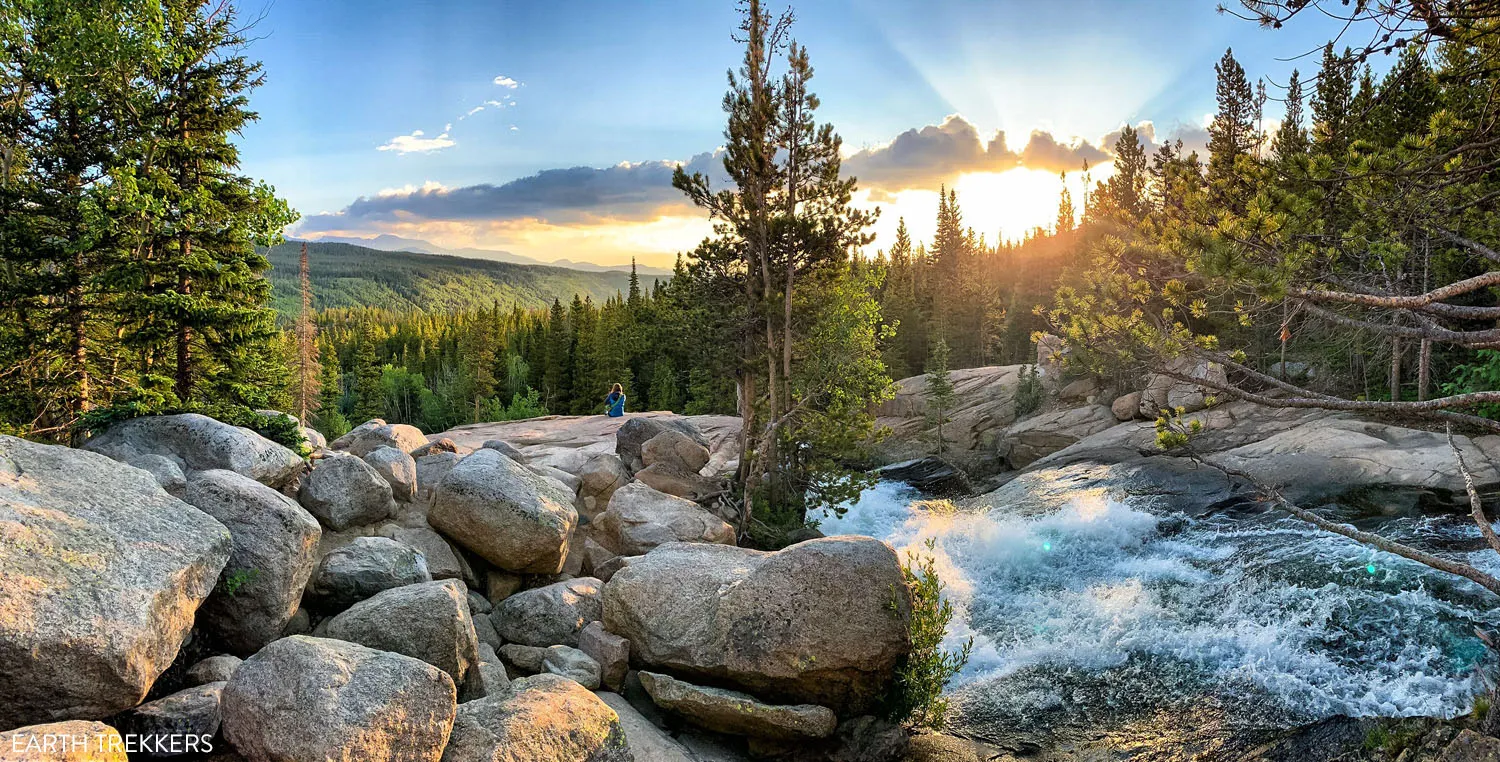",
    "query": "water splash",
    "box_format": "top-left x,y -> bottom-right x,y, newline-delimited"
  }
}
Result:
820,472 -> 1500,746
